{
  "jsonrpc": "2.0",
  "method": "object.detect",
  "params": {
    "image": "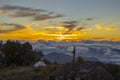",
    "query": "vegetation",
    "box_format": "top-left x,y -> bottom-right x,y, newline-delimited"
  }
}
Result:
0,40 -> 60,80
0,40 -> 43,67
0,65 -> 58,80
